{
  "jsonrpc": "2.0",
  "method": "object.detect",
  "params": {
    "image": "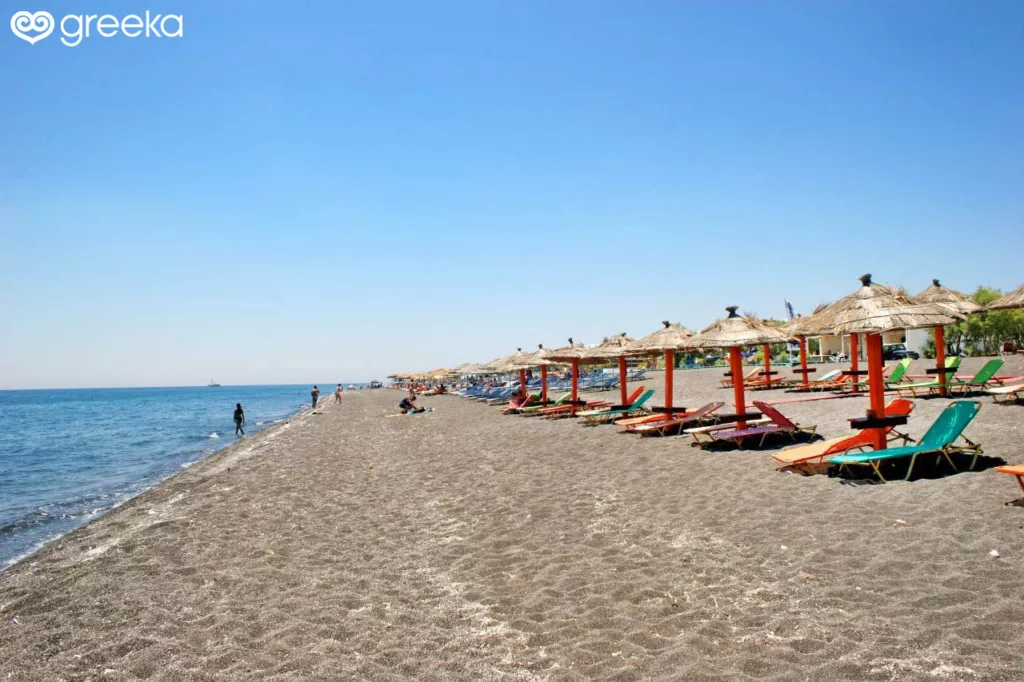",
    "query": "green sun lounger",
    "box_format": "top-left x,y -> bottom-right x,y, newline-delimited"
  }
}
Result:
577,390 -> 654,425
829,400 -> 982,481
885,358 -> 913,386
840,358 -> 913,393
516,392 -> 570,416
893,357 -> 962,397
939,359 -> 1004,395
